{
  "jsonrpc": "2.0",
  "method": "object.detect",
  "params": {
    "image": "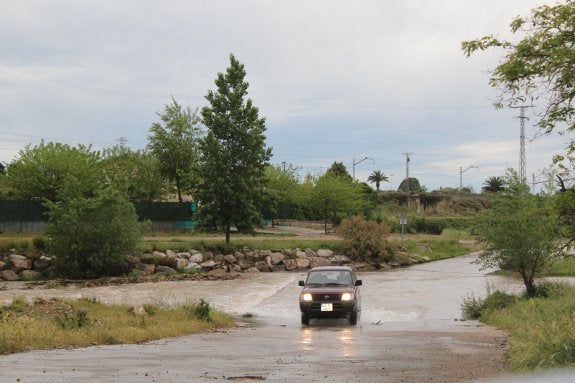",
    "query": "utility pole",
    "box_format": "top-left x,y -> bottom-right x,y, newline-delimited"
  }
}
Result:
512,106 -> 531,183
403,153 -> 412,179
116,137 -> 128,147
